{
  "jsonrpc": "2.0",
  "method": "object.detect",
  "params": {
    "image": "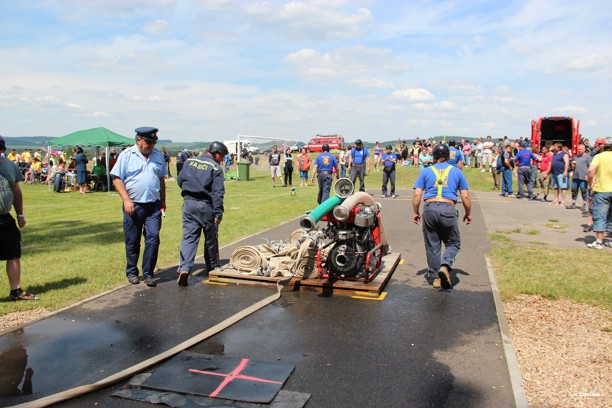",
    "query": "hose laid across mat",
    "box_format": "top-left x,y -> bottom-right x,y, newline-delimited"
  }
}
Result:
12,278 -> 291,408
